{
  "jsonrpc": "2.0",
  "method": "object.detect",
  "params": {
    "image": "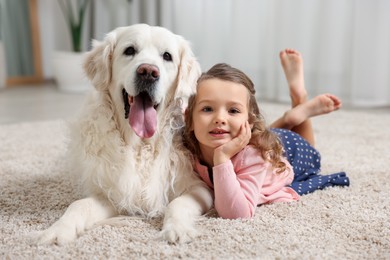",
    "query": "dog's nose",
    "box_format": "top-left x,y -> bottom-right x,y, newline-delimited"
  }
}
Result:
136,64 -> 160,81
